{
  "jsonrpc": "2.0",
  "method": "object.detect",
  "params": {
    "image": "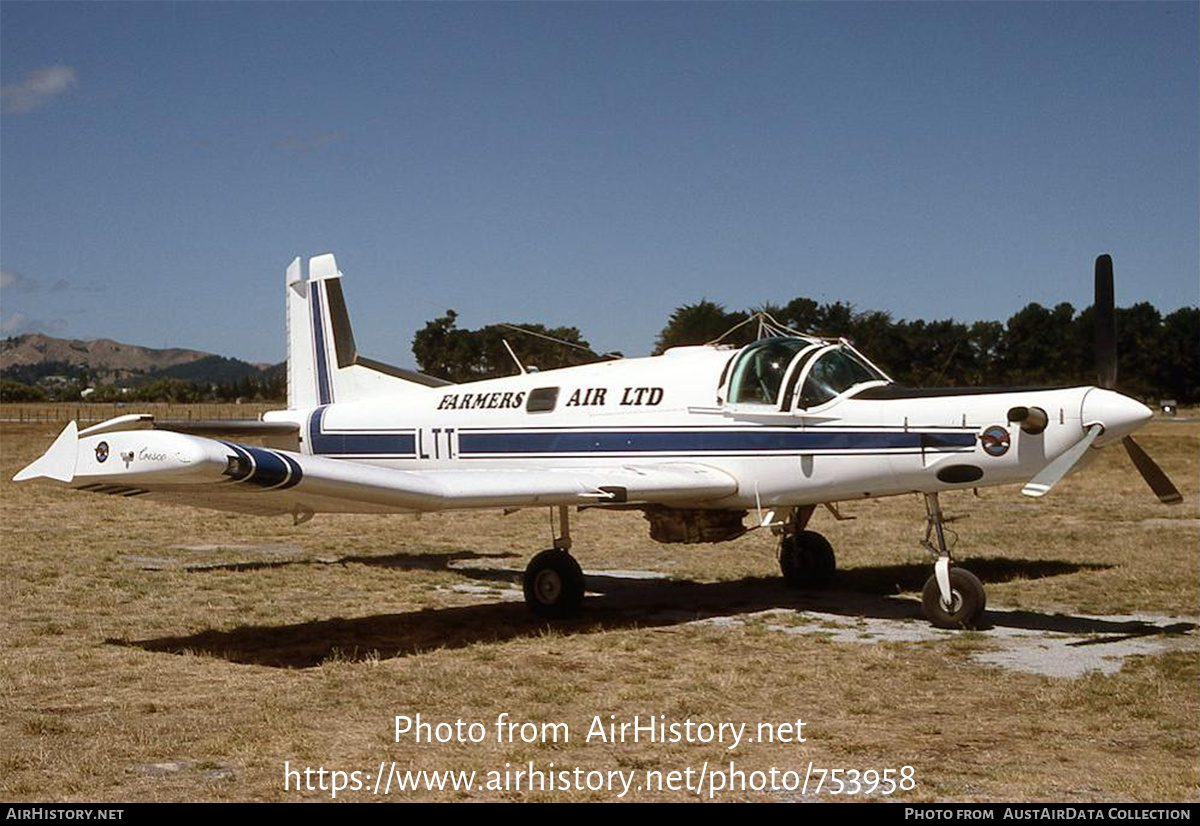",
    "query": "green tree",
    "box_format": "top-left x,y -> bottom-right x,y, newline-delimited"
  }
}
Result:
1000,302 -> 1078,385
774,297 -> 822,333
816,301 -> 855,336
964,320 -> 1005,386
1113,302 -> 1164,399
846,310 -> 906,381
412,310 -> 481,382
654,301 -> 749,353
413,310 -> 597,383
1156,307 -> 1199,404
131,378 -> 202,403
0,379 -> 47,402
